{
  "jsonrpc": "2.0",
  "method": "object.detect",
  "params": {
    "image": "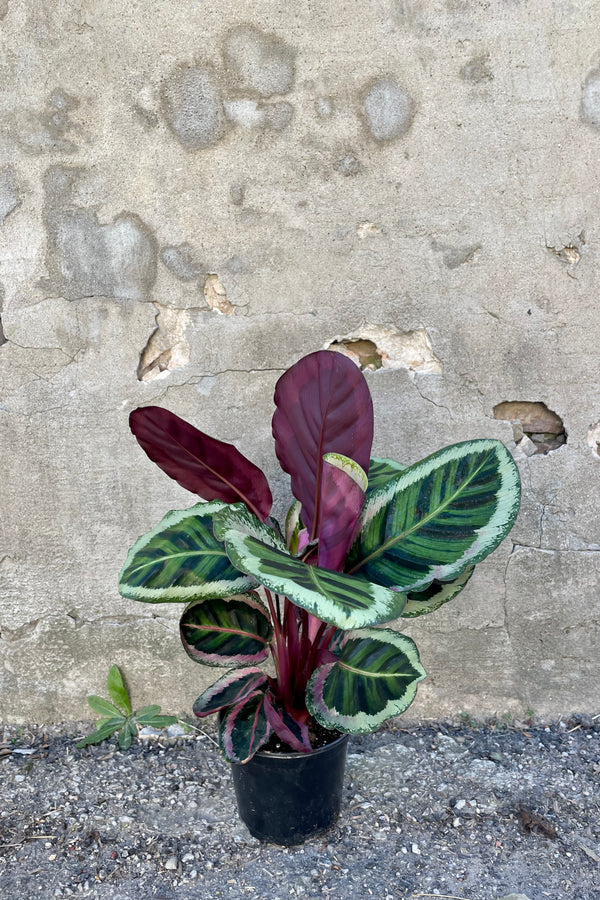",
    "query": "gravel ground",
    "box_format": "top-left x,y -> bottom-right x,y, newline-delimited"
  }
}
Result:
1,716 -> 599,900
